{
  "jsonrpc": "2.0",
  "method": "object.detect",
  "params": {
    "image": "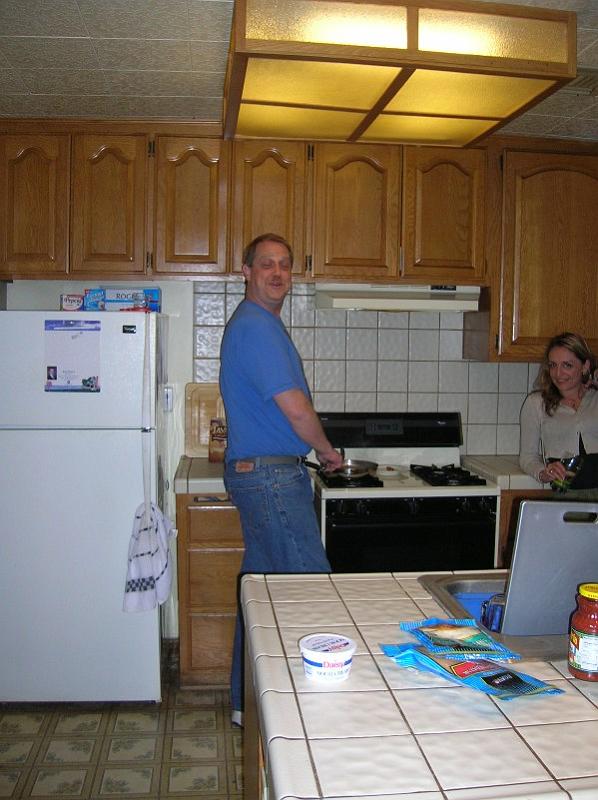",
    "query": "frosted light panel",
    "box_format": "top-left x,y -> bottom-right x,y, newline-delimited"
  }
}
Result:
361,114 -> 496,146
385,71 -> 556,117
419,10 -> 568,63
237,104 -> 364,139
246,0 -> 407,48
243,59 -> 400,109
